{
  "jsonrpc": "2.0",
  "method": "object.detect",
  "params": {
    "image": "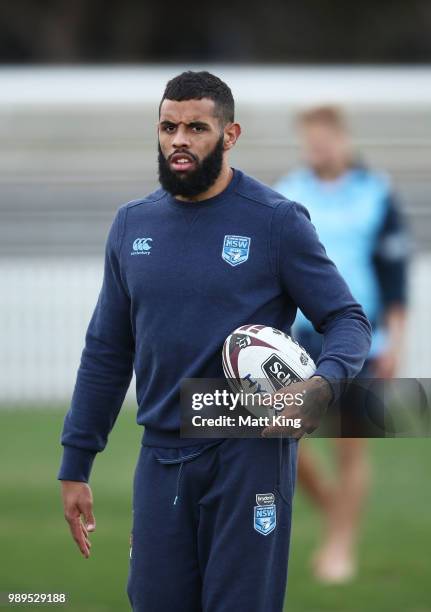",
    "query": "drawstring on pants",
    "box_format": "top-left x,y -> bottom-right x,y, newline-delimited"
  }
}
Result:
173,461 -> 185,506
155,443 -> 222,507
